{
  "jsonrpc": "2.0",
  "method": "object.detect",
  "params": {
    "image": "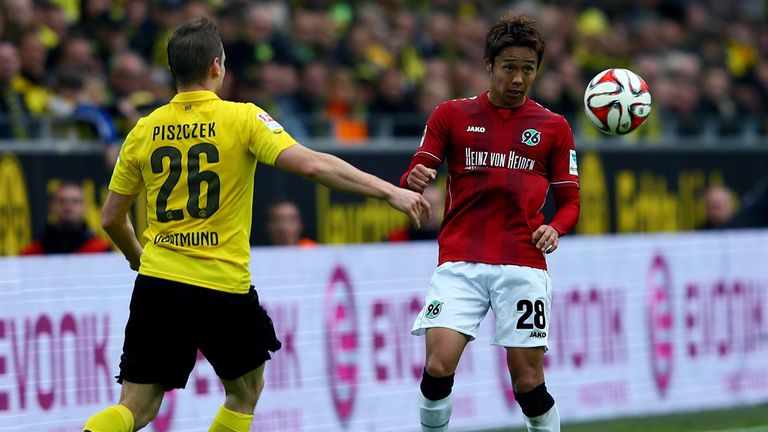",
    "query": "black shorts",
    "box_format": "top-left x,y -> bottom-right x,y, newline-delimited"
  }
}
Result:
117,274 -> 282,390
